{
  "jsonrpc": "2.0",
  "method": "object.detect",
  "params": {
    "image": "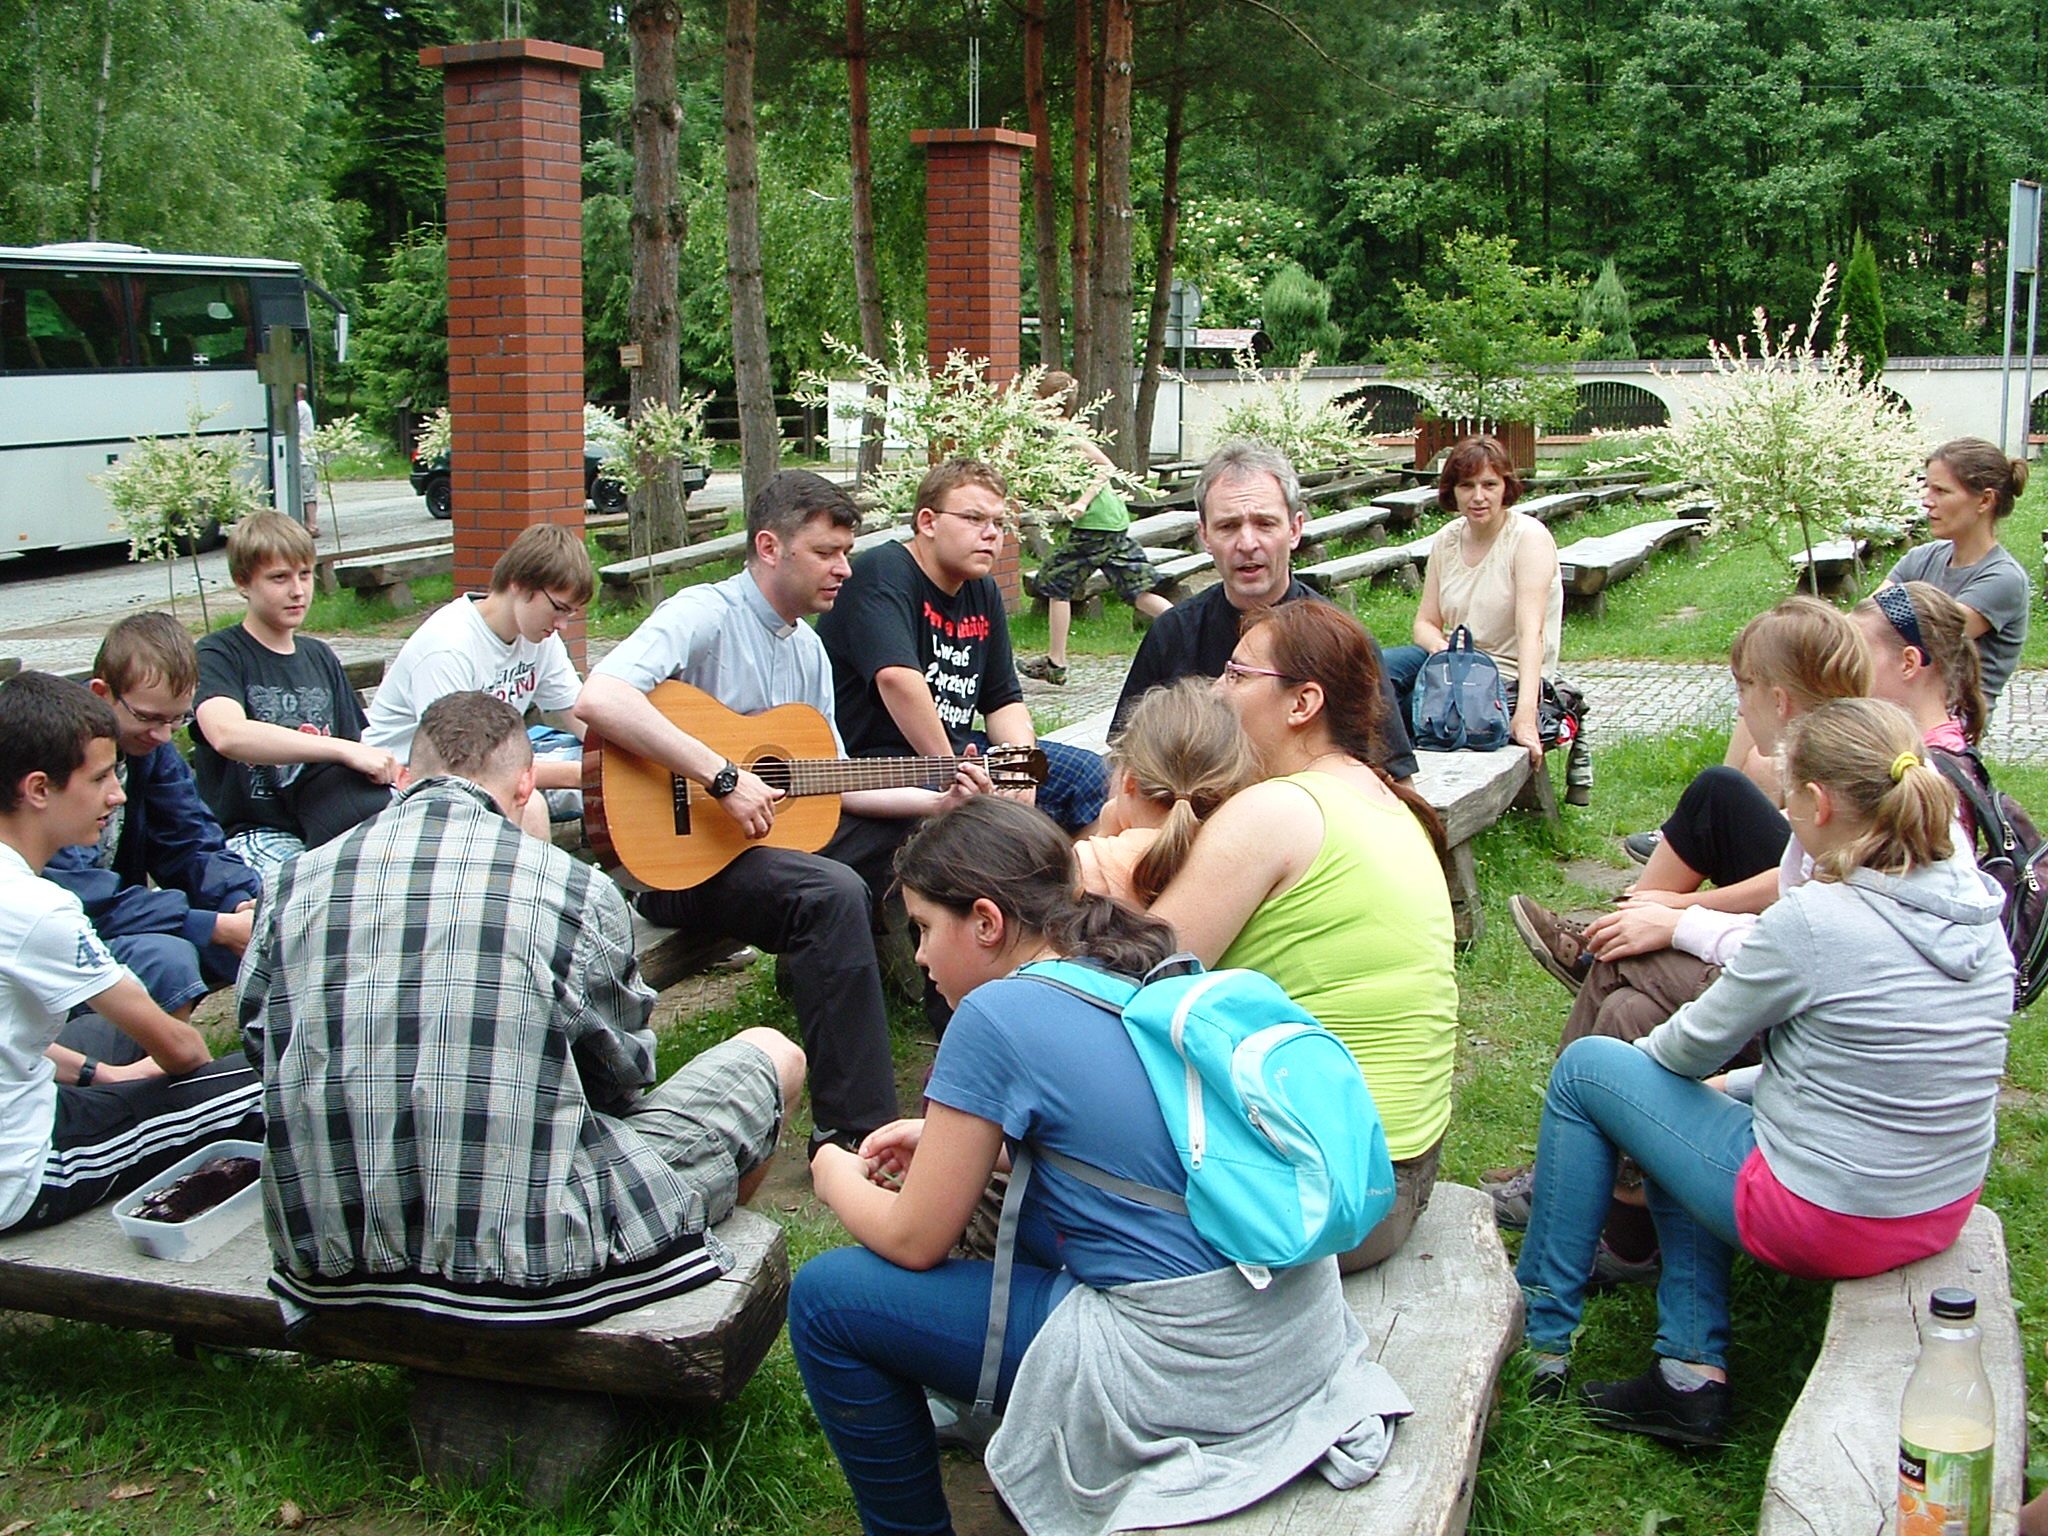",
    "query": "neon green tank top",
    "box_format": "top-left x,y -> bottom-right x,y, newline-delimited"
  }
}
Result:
1218,771 -> 1458,1159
